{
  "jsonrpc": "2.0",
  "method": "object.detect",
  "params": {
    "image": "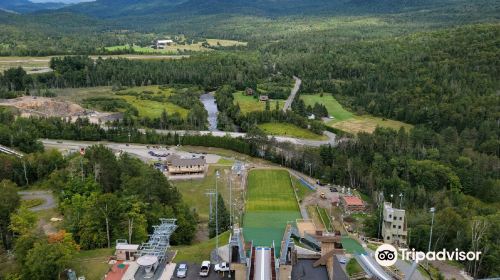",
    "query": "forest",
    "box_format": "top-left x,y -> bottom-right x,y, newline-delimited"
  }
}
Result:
0,0 -> 499,278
